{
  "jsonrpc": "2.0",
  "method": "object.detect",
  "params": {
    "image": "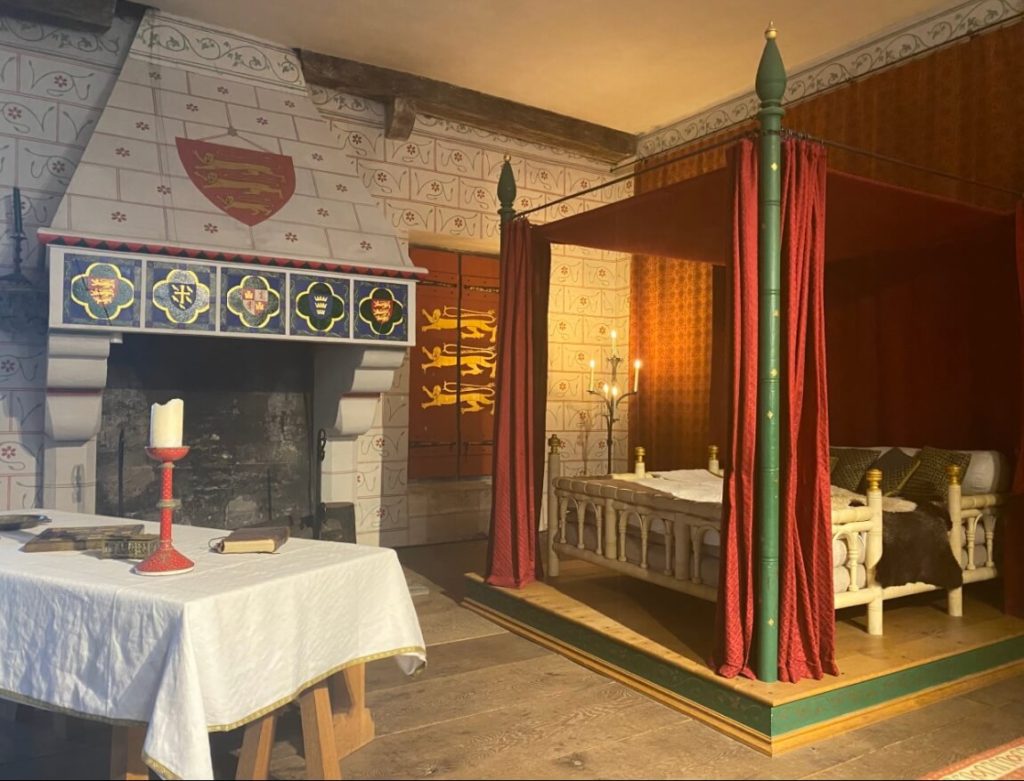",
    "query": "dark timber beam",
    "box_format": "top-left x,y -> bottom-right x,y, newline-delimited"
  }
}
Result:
300,50 -> 637,163
385,96 -> 417,141
0,0 -> 116,31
